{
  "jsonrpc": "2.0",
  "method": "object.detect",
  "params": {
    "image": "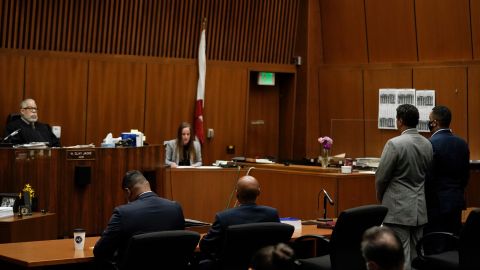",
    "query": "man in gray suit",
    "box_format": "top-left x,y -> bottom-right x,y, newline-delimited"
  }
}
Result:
375,104 -> 433,270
